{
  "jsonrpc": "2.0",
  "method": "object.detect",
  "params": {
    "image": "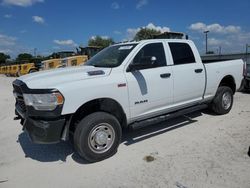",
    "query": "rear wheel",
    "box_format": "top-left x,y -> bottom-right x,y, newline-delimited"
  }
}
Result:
29,69 -> 37,74
211,86 -> 233,115
74,112 -> 122,162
